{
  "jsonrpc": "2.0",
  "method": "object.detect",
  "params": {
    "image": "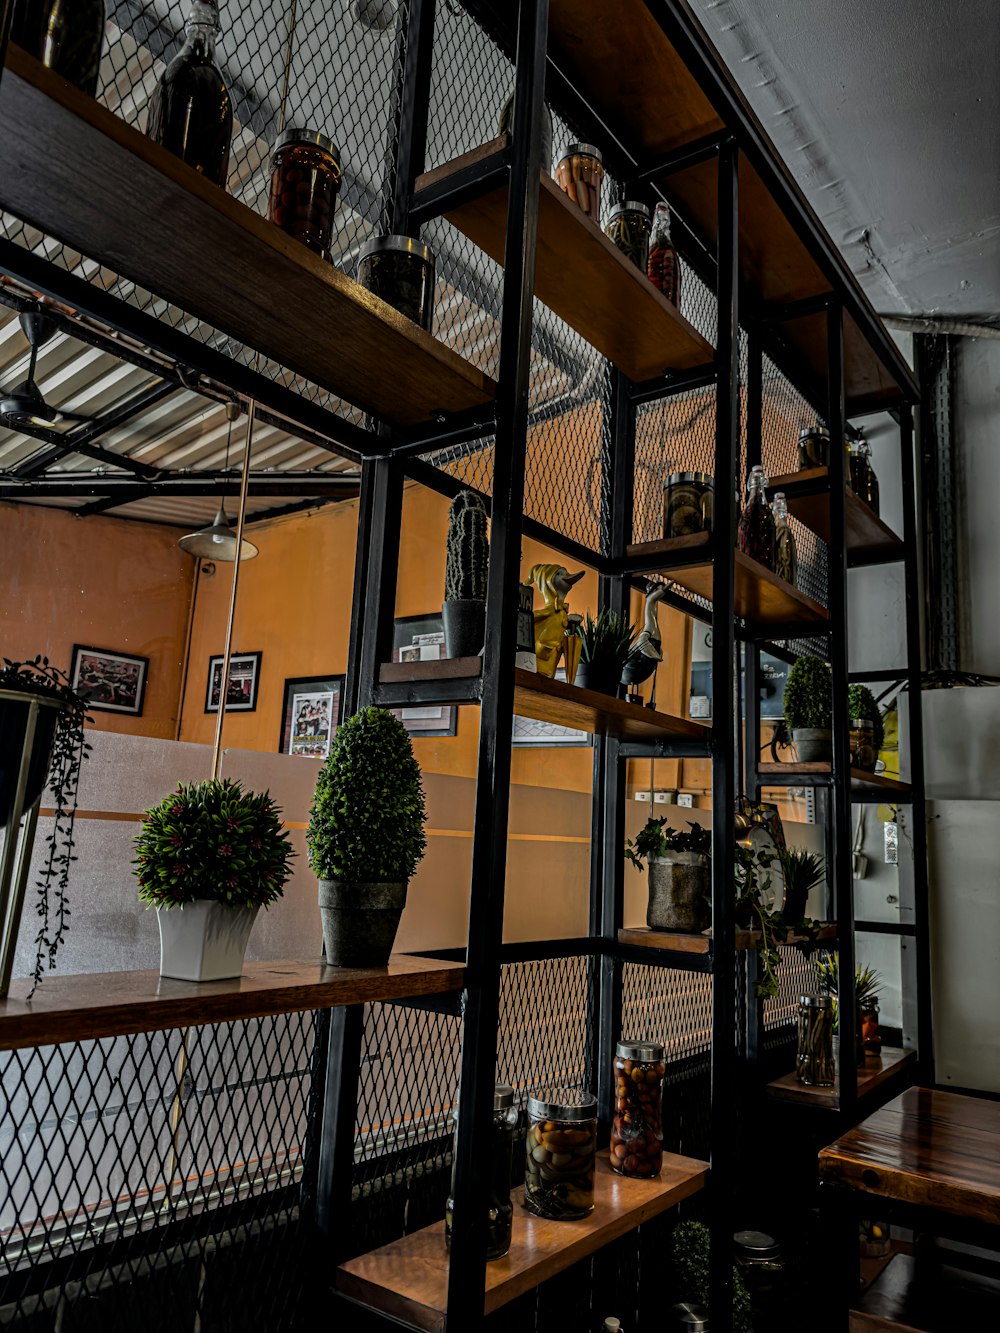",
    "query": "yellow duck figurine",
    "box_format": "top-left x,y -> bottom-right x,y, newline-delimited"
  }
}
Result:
526,563 -> 584,677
